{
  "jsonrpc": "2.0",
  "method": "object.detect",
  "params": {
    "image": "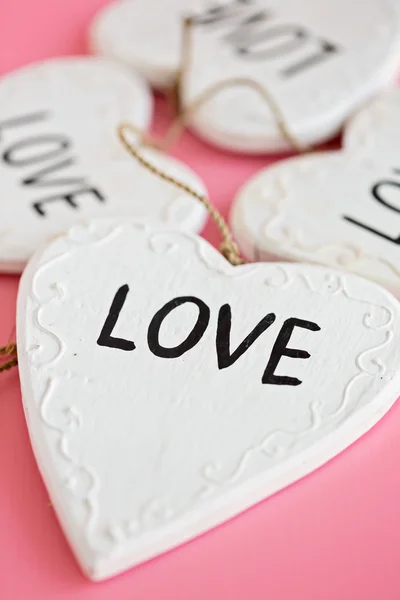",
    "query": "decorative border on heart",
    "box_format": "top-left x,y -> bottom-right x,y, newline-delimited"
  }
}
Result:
24,222 -> 395,561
